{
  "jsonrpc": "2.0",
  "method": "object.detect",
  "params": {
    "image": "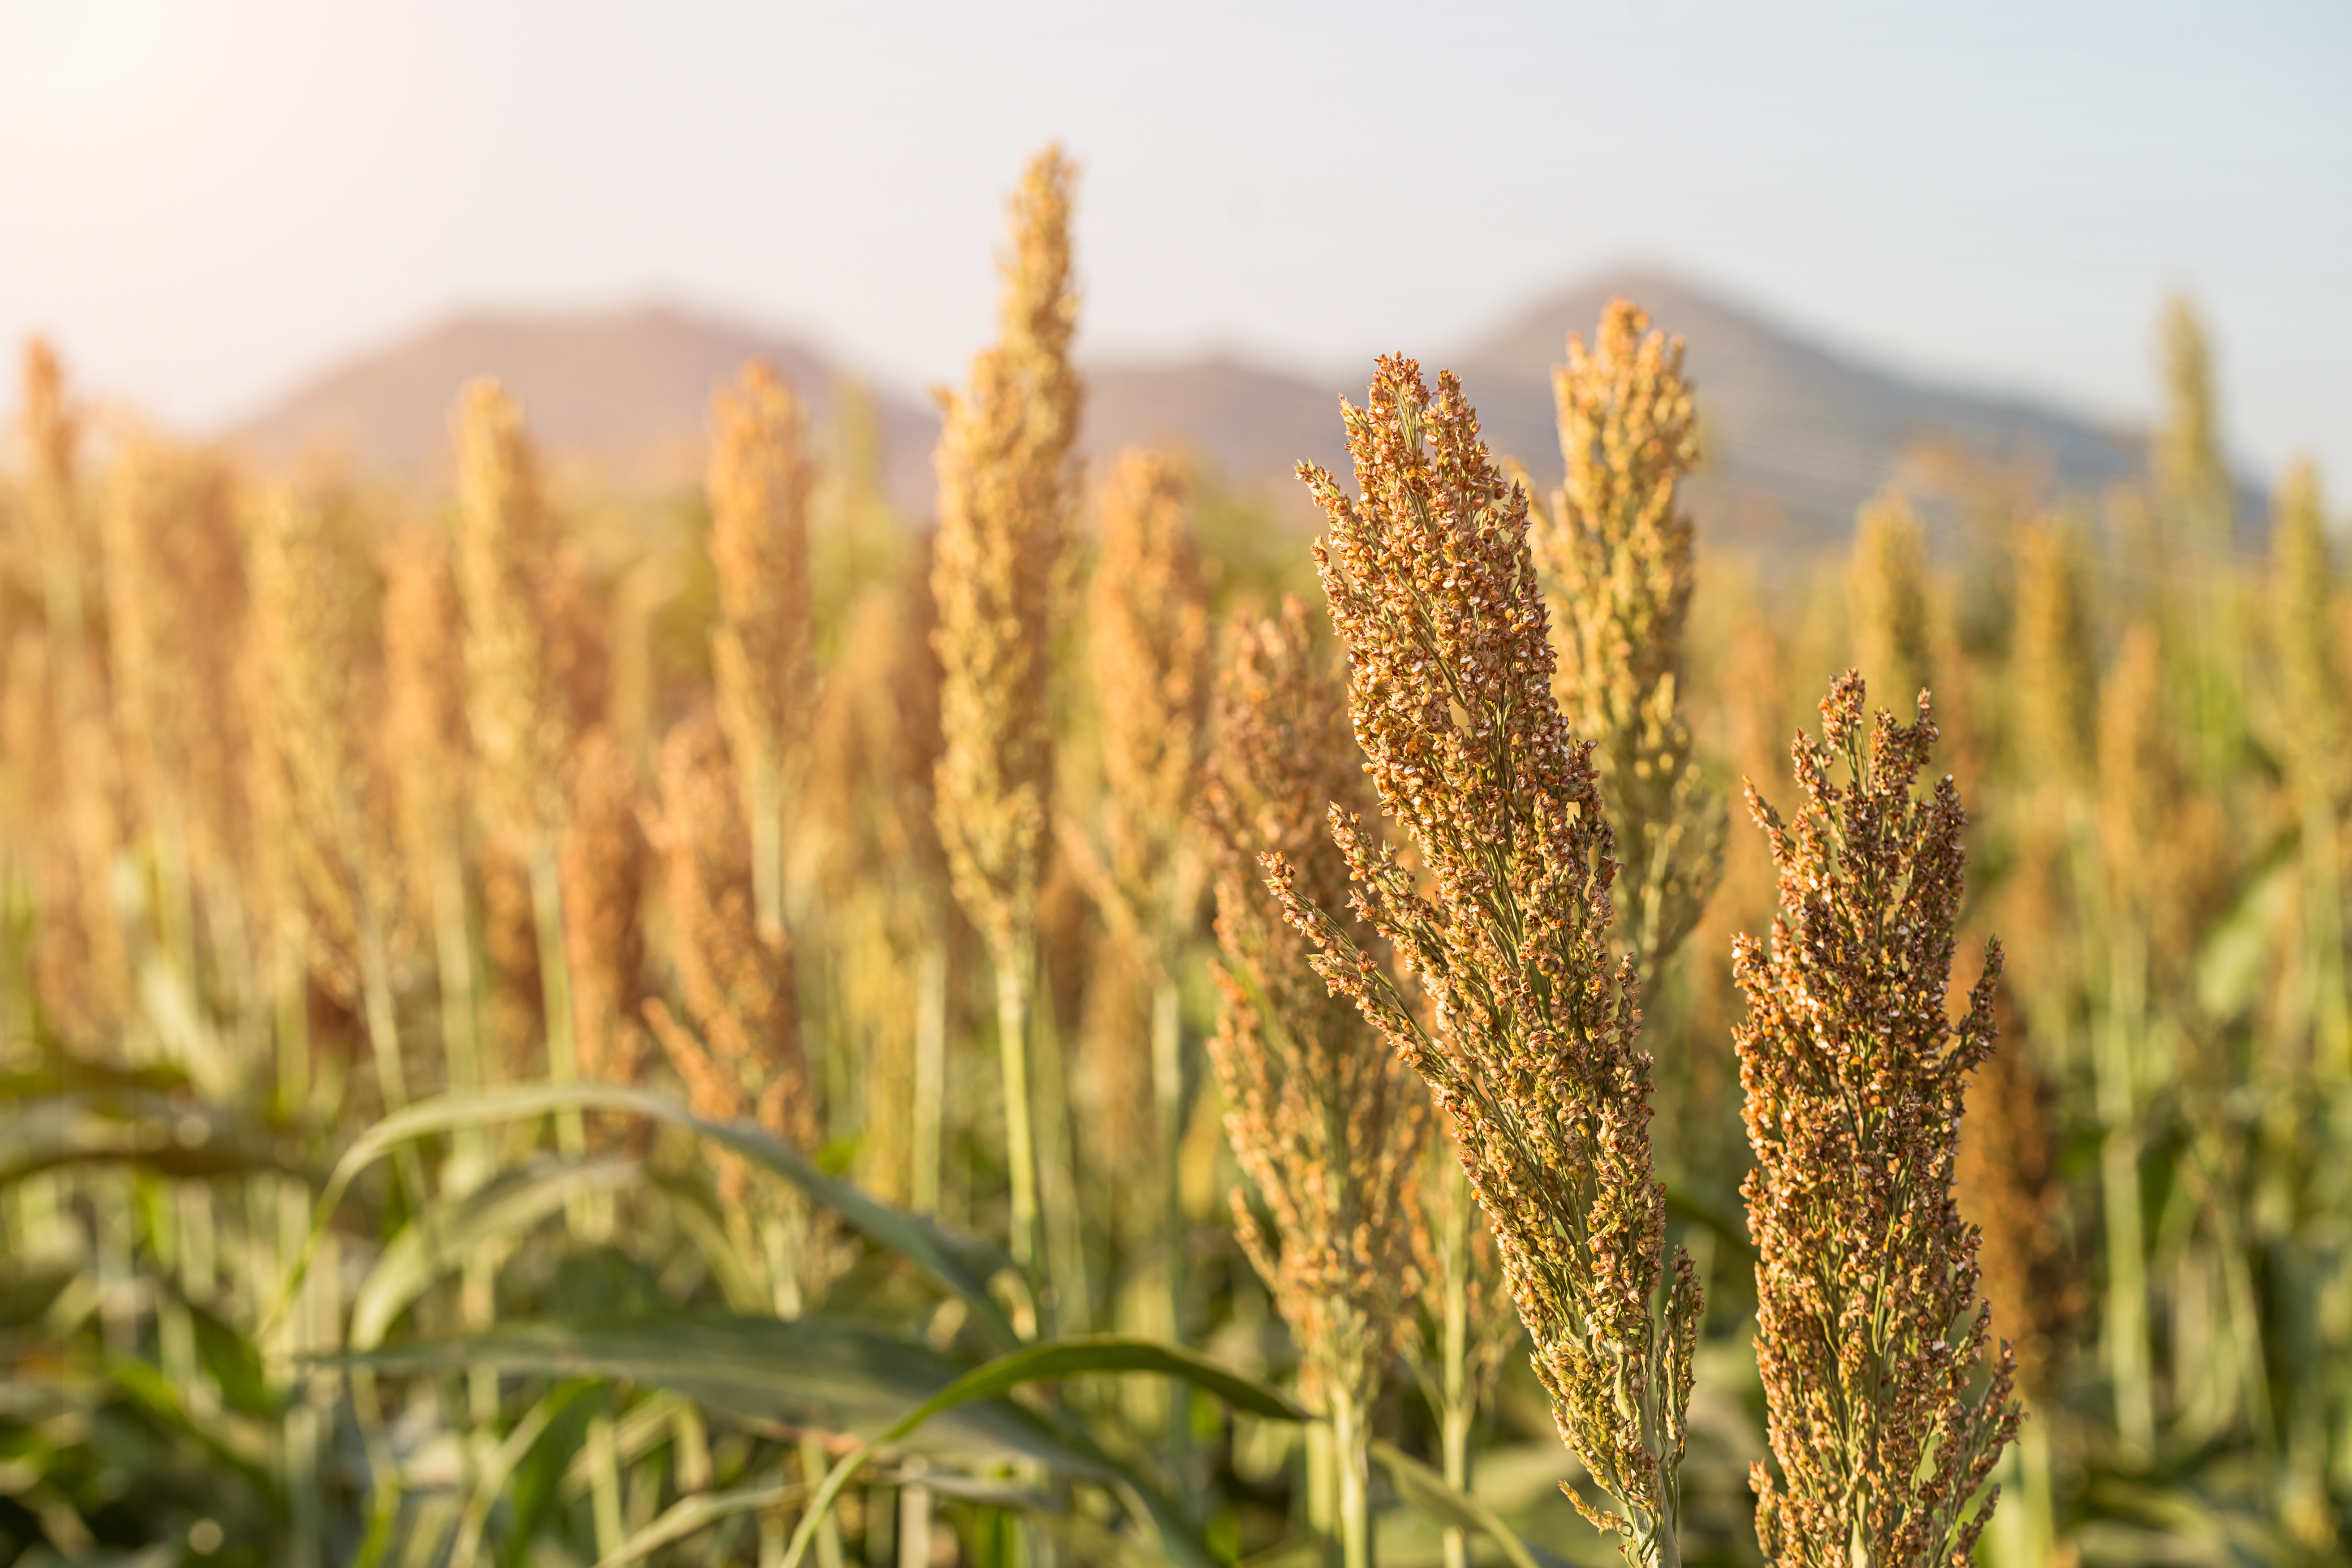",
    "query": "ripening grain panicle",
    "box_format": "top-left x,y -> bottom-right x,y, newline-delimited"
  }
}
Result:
247,484 -> 402,1008
645,712 -> 813,1185
707,360 -> 813,942
1955,991 -> 2078,1408
1202,595 -> 1427,1568
2012,520 -> 2098,793
1531,299 -> 1723,973
1733,672 -> 2019,1568
930,145 -> 1081,1272
454,379 -> 572,849
1280,357 -> 1700,1567
17,343 -> 128,1044
562,728 -> 649,1092
382,529 -> 470,895
1091,448 -> 1211,941
2154,296 -> 2234,555
1850,489 -> 1932,712
932,145 -> 1081,959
